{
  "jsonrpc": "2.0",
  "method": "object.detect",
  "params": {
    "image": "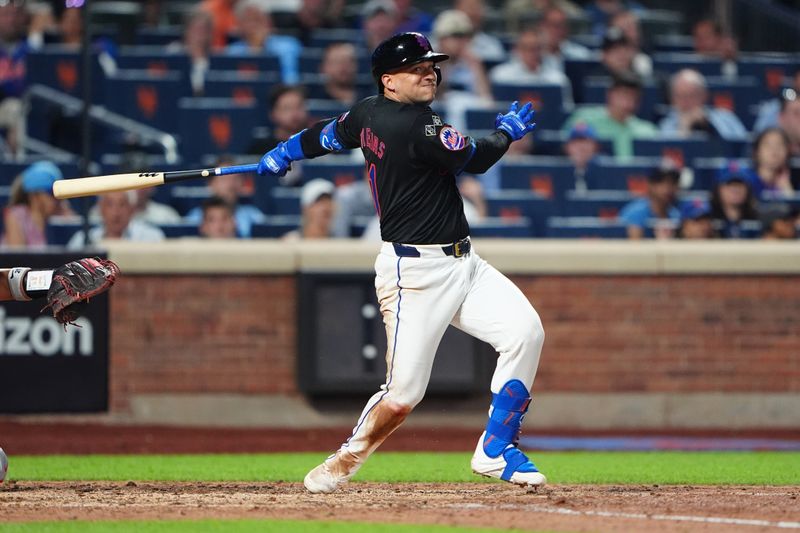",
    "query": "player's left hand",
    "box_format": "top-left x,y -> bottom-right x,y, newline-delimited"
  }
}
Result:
43,258 -> 120,325
257,142 -> 293,177
495,101 -> 537,141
